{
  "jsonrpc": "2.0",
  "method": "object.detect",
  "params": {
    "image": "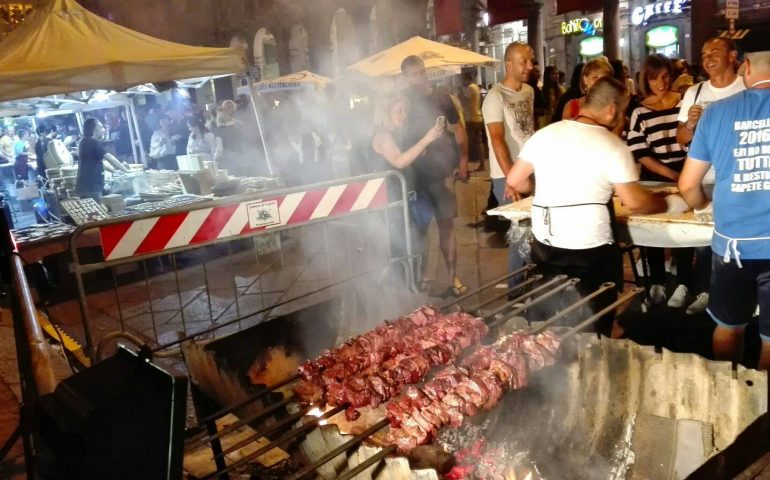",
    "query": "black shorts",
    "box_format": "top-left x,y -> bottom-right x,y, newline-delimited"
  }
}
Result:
708,252 -> 770,341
